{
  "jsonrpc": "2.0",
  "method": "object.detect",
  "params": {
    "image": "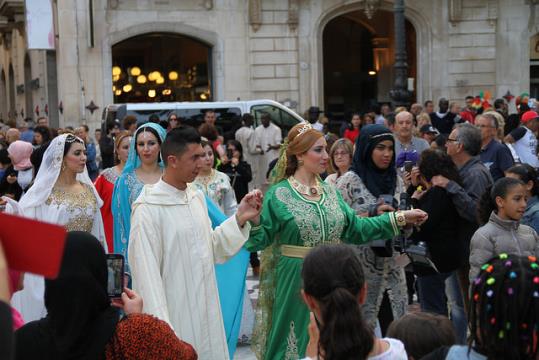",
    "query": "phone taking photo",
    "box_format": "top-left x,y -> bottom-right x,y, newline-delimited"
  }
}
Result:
404,160 -> 414,173
106,254 -> 125,298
